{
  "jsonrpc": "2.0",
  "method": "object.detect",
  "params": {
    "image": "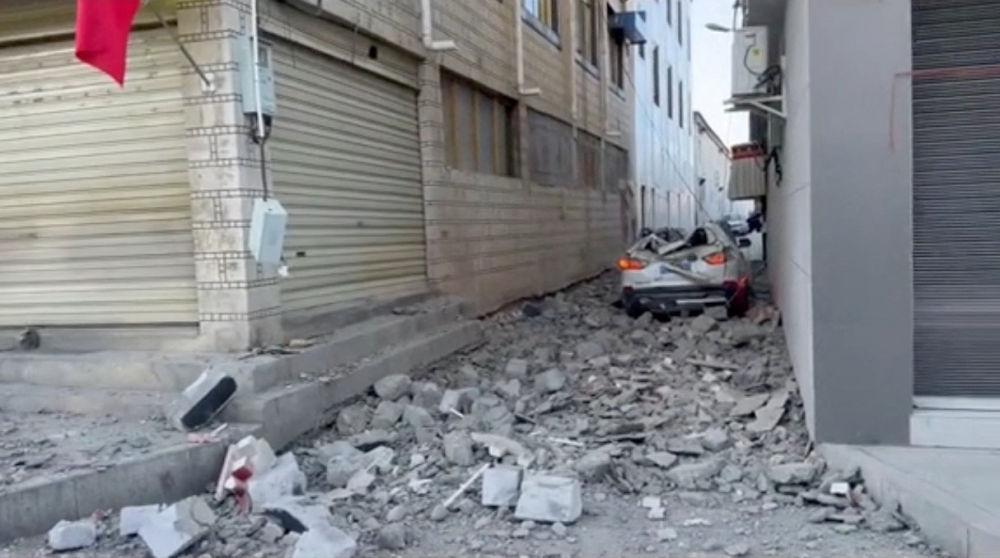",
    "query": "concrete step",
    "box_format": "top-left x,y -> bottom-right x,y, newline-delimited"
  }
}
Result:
0,351 -> 226,392
231,296 -> 471,394
0,382 -> 172,419
223,319 -> 484,449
